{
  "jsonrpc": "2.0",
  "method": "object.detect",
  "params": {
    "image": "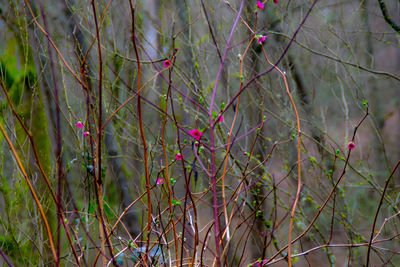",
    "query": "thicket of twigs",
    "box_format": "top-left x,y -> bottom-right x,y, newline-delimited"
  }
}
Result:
1,0 -> 400,266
